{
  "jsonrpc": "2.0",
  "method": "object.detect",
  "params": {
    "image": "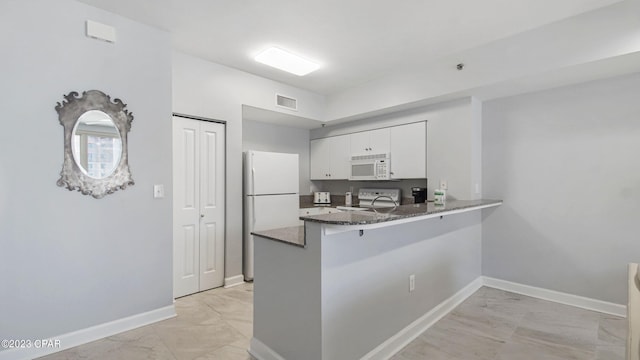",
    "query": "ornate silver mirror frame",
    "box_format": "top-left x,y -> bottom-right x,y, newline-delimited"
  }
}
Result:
55,90 -> 134,198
